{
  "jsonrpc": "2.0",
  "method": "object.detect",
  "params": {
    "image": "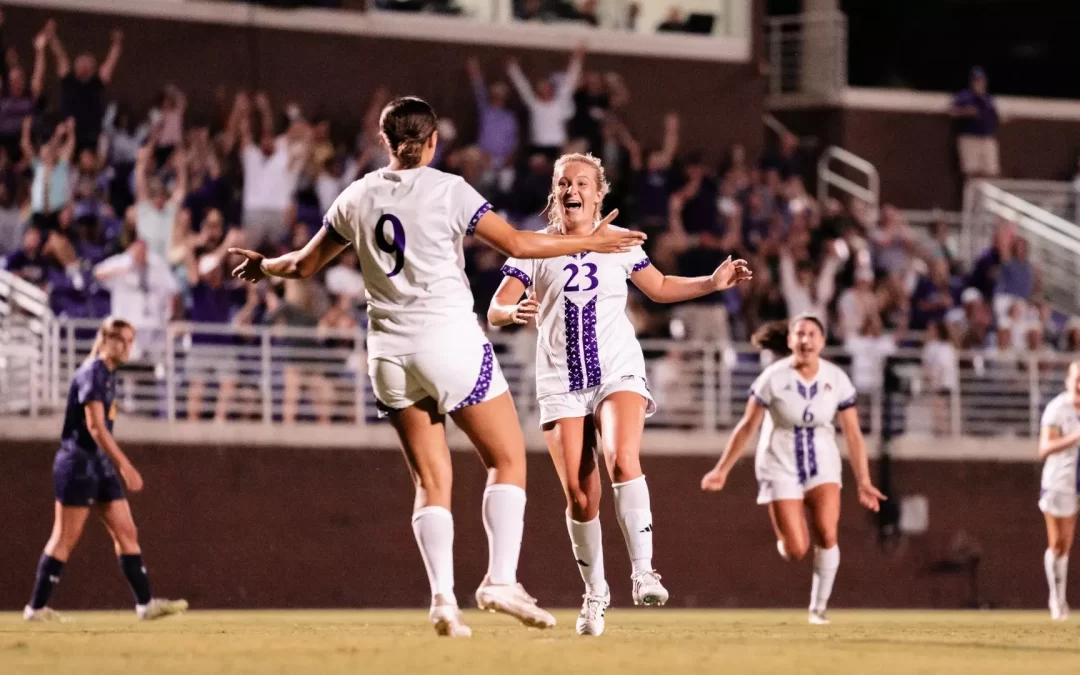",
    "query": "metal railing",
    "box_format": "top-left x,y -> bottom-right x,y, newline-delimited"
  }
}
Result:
817,145 -> 880,219
961,180 -> 1080,315
982,179 -> 1080,225
764,11 -> 847,102
4,316 -> 1074,442
0,270 -> 60,415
